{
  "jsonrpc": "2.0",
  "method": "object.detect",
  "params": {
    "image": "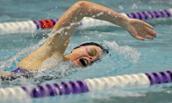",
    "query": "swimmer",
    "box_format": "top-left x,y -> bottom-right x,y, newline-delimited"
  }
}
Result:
0,1 -> 156,78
